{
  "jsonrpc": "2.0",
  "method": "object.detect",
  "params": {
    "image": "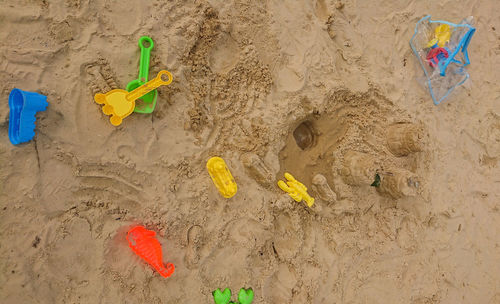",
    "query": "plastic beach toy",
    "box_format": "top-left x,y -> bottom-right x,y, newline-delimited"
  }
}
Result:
94,70 -> 173,126
213,288 -> 254,304
426,24 -> 451,48
8,88 -> 48,145
236,288 -> 254,304
278,172 -> 315,207
424,24 -> 451,68
126,36 -> 158,114
126,226 -> 175,278
213,288 -> 232,304
426,46 -> 449,68
206,157 -> 238,198
435,24 -> 451,47
410,15 -> 475,105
